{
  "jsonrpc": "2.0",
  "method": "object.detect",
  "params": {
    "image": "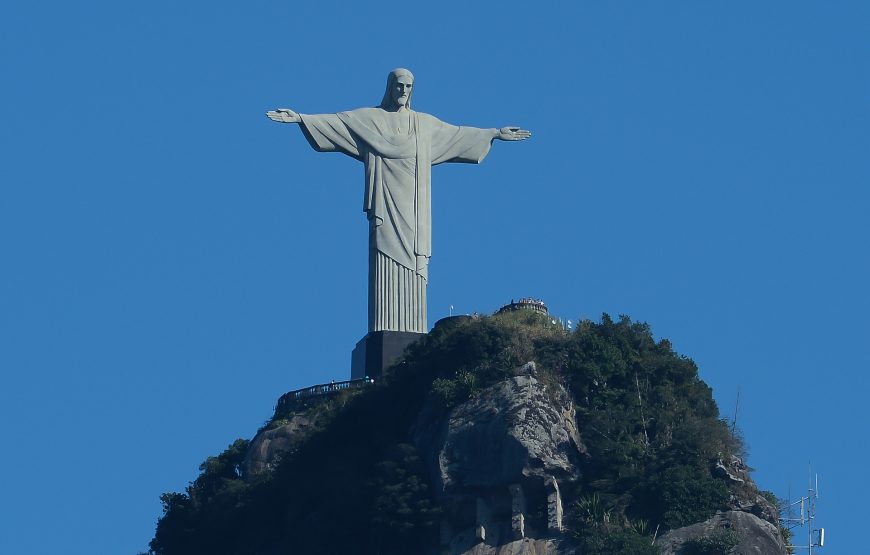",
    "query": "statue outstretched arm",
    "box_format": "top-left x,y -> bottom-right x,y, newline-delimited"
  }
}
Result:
495,127 -> 532,141
428,118 -> 531,165
269,109 -> 362,159
266,108 -> 301,123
